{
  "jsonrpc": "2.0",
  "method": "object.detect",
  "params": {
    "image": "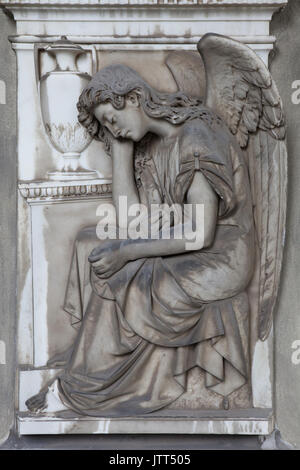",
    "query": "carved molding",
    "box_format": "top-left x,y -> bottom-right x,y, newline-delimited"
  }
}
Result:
18,179 -> 112,203
10,35 -> 278,47
3,0 -> 286,63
